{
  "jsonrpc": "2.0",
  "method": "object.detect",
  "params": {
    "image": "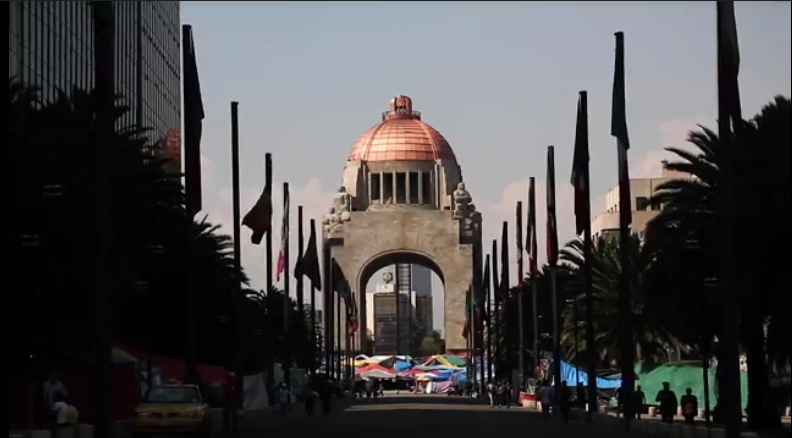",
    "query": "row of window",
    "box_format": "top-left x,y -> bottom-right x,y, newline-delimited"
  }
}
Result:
370,172 -> 434,205
8,1 -> 180,142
